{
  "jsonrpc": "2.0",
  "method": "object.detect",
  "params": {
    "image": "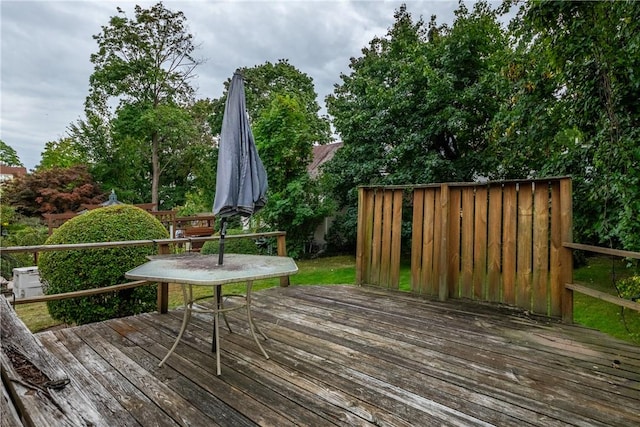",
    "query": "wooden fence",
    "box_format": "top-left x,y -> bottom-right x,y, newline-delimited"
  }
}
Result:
44,208 -> 216,238
356,177 -> 574,318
